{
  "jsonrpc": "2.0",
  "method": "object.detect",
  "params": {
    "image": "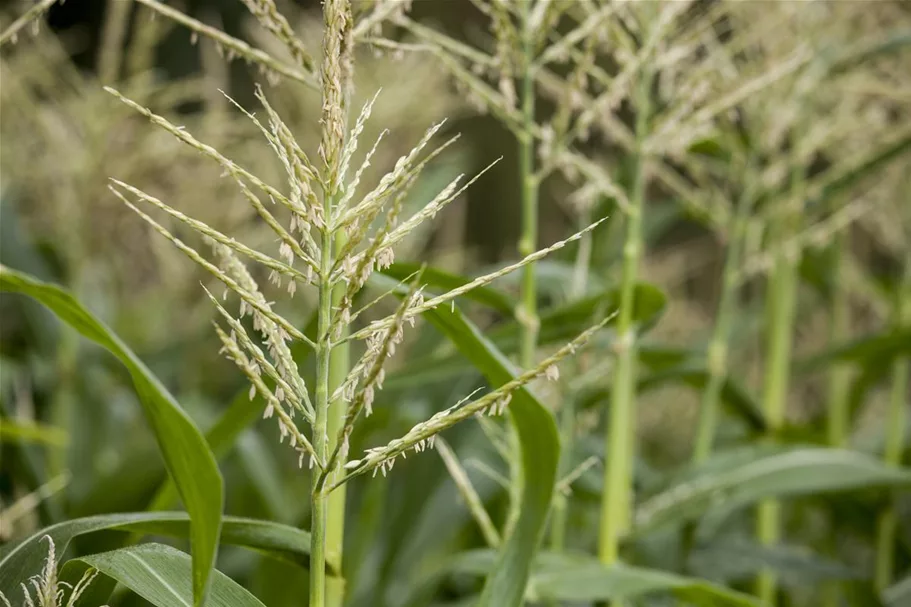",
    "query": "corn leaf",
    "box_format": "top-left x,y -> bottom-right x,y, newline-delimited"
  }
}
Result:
0,512 -> 312,594
690,538 -> 863,585
634,446 -> 911,535
445,549 -> 760,606
0,265 -> 222,606
529,558 -> 761,606
797,328 -> 911,373
72,543 -> 265,607
419,302 -> 560,607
